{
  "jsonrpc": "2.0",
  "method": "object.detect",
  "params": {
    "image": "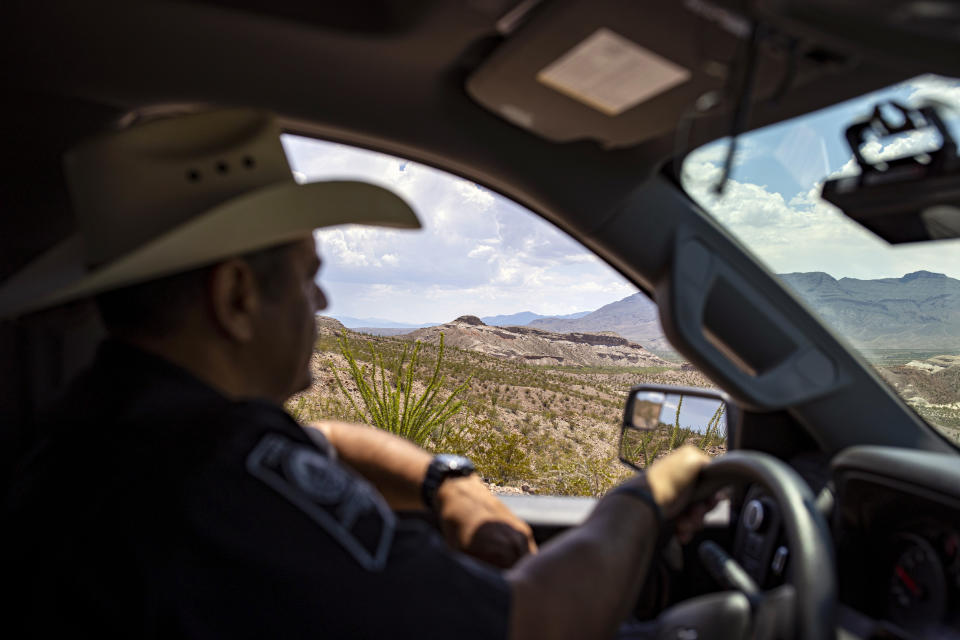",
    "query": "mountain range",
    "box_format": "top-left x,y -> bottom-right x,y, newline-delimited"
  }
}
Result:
533,271 -> 960,352
527,293 -> 670,351
480,310 -> 590,326
334,271 -> 960,353
779,270 -> 960,350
